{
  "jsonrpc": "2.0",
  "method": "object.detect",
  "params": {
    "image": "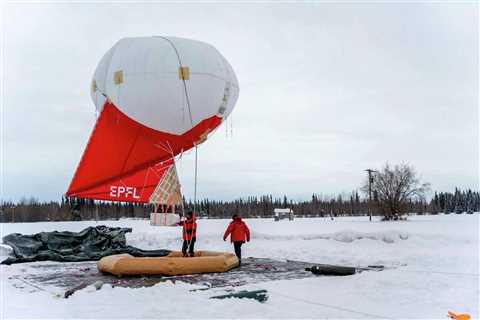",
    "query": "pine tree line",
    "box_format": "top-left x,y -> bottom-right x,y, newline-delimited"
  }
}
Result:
1,188 -> 478,223
431,188 -> 480,214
